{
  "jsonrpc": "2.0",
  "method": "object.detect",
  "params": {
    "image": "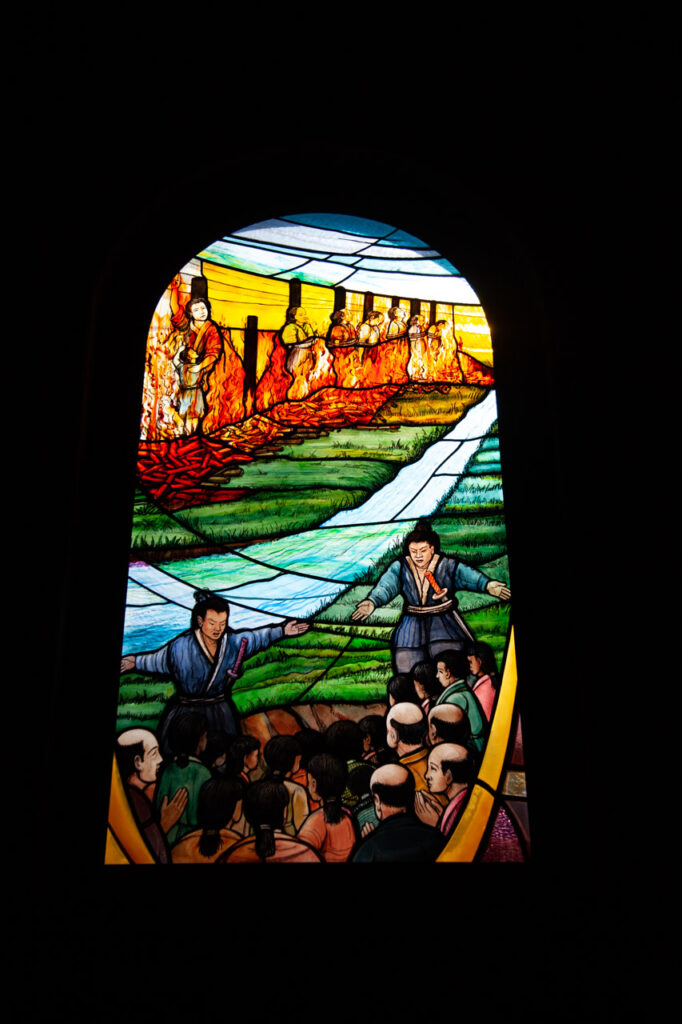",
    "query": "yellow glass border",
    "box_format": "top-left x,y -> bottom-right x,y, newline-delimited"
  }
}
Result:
105,755 -> 155,865
437,626 -> 518,861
